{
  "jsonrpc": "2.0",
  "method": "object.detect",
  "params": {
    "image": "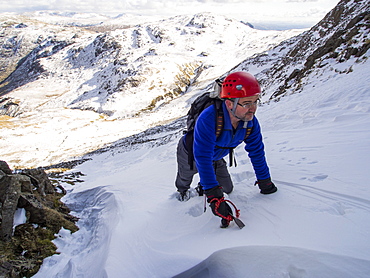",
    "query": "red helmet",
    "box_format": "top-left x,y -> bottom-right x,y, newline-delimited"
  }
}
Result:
220,72 -> 261,98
